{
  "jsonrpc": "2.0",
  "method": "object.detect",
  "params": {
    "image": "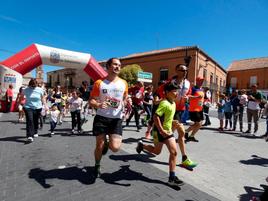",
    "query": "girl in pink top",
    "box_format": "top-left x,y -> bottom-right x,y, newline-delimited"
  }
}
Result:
16,87 -> 26,122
